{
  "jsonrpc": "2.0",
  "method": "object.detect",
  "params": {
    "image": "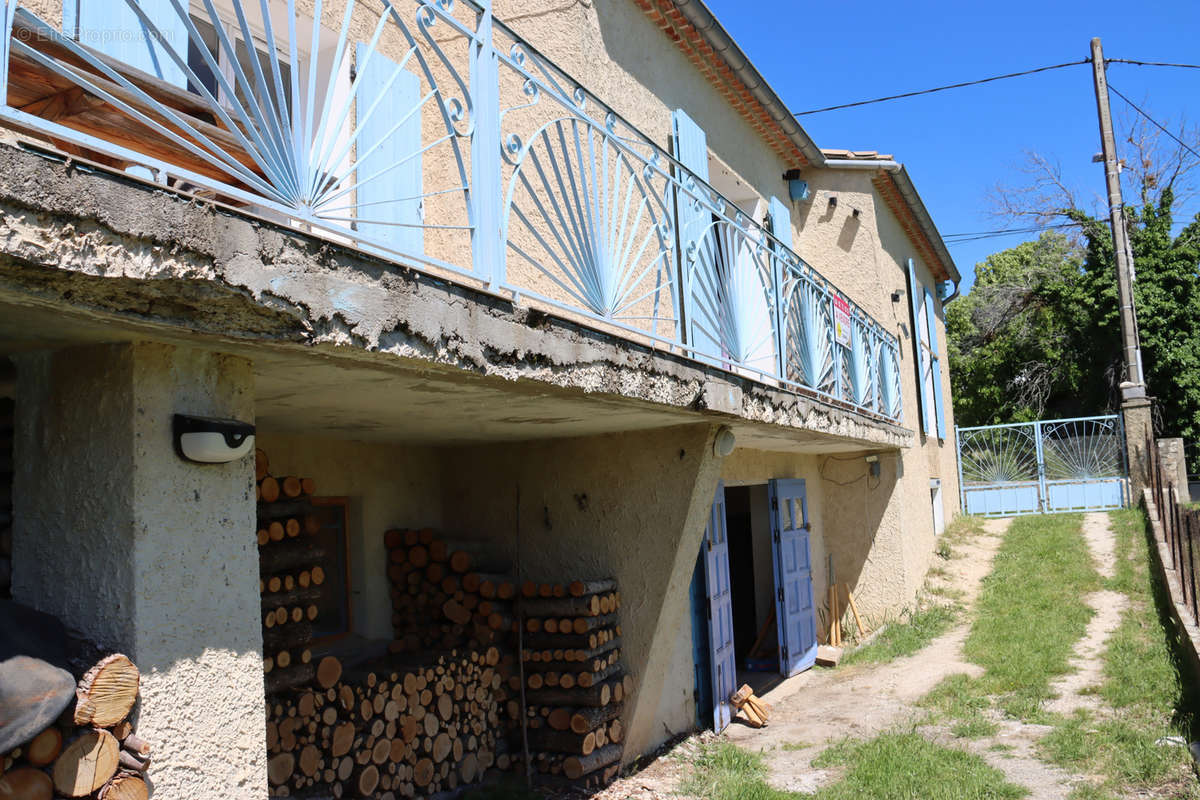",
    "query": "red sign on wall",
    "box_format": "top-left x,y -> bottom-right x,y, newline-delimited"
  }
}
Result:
833,295 -> 851,346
